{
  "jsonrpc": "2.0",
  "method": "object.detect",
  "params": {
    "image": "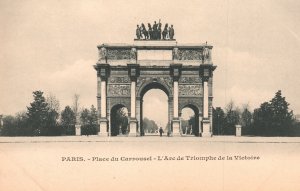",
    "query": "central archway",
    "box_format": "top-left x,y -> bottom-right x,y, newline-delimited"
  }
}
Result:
138,80 -> 172,136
